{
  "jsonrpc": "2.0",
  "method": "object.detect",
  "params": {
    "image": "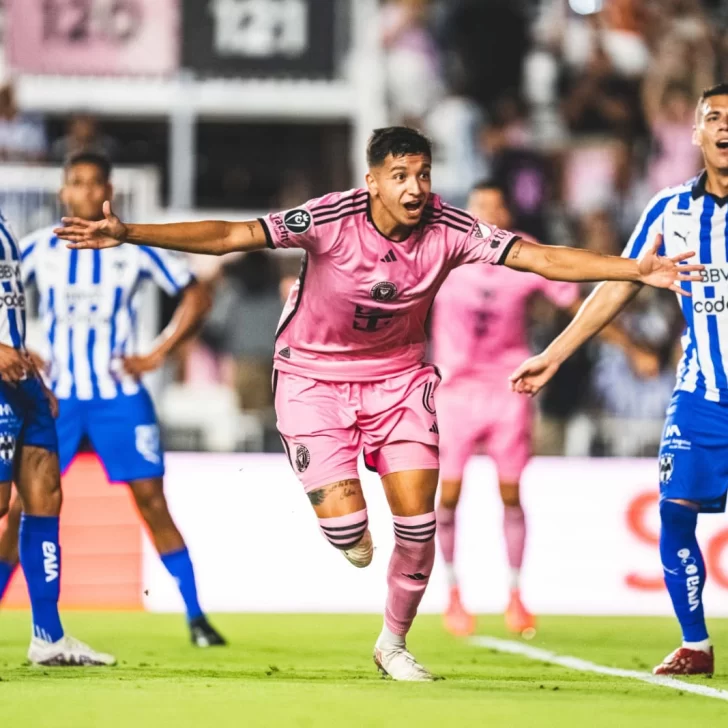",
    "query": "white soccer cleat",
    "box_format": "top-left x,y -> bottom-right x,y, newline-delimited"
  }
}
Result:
28,635 -> 116,667
342,528 -> 373,568
373,639 -> 435,682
